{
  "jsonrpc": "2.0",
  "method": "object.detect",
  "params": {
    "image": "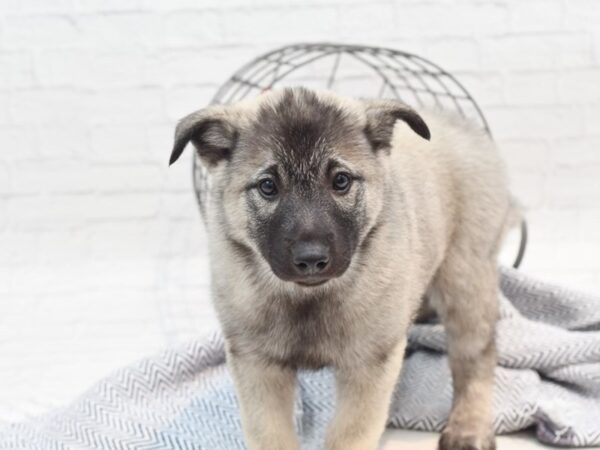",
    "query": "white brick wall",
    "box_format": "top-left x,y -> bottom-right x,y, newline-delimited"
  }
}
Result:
1,0 -> 600,422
